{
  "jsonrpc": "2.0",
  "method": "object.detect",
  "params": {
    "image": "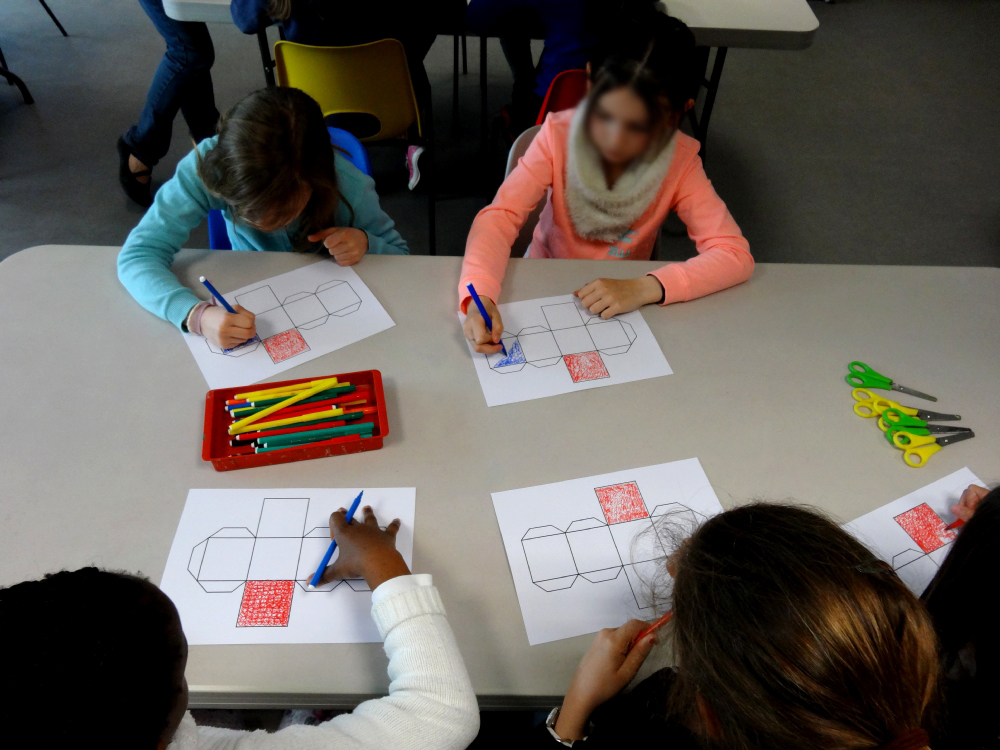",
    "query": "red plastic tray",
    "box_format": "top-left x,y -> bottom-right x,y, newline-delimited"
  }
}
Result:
202,370 -> 388,471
